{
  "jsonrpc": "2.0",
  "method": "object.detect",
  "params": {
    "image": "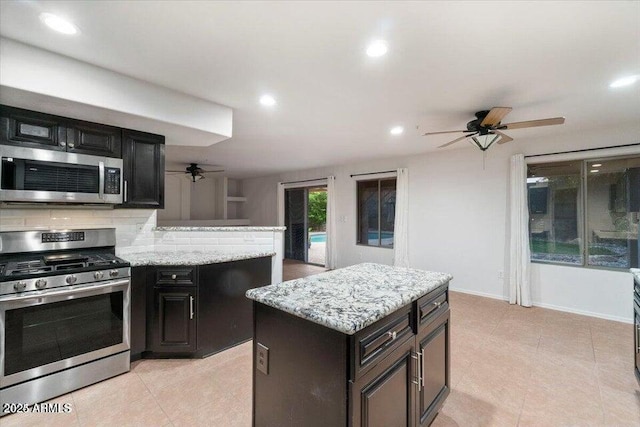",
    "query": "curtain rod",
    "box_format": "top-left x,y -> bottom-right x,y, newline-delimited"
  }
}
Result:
350,170 -> 396,178
280,177 -> 328,185
524,142 -> 640,159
